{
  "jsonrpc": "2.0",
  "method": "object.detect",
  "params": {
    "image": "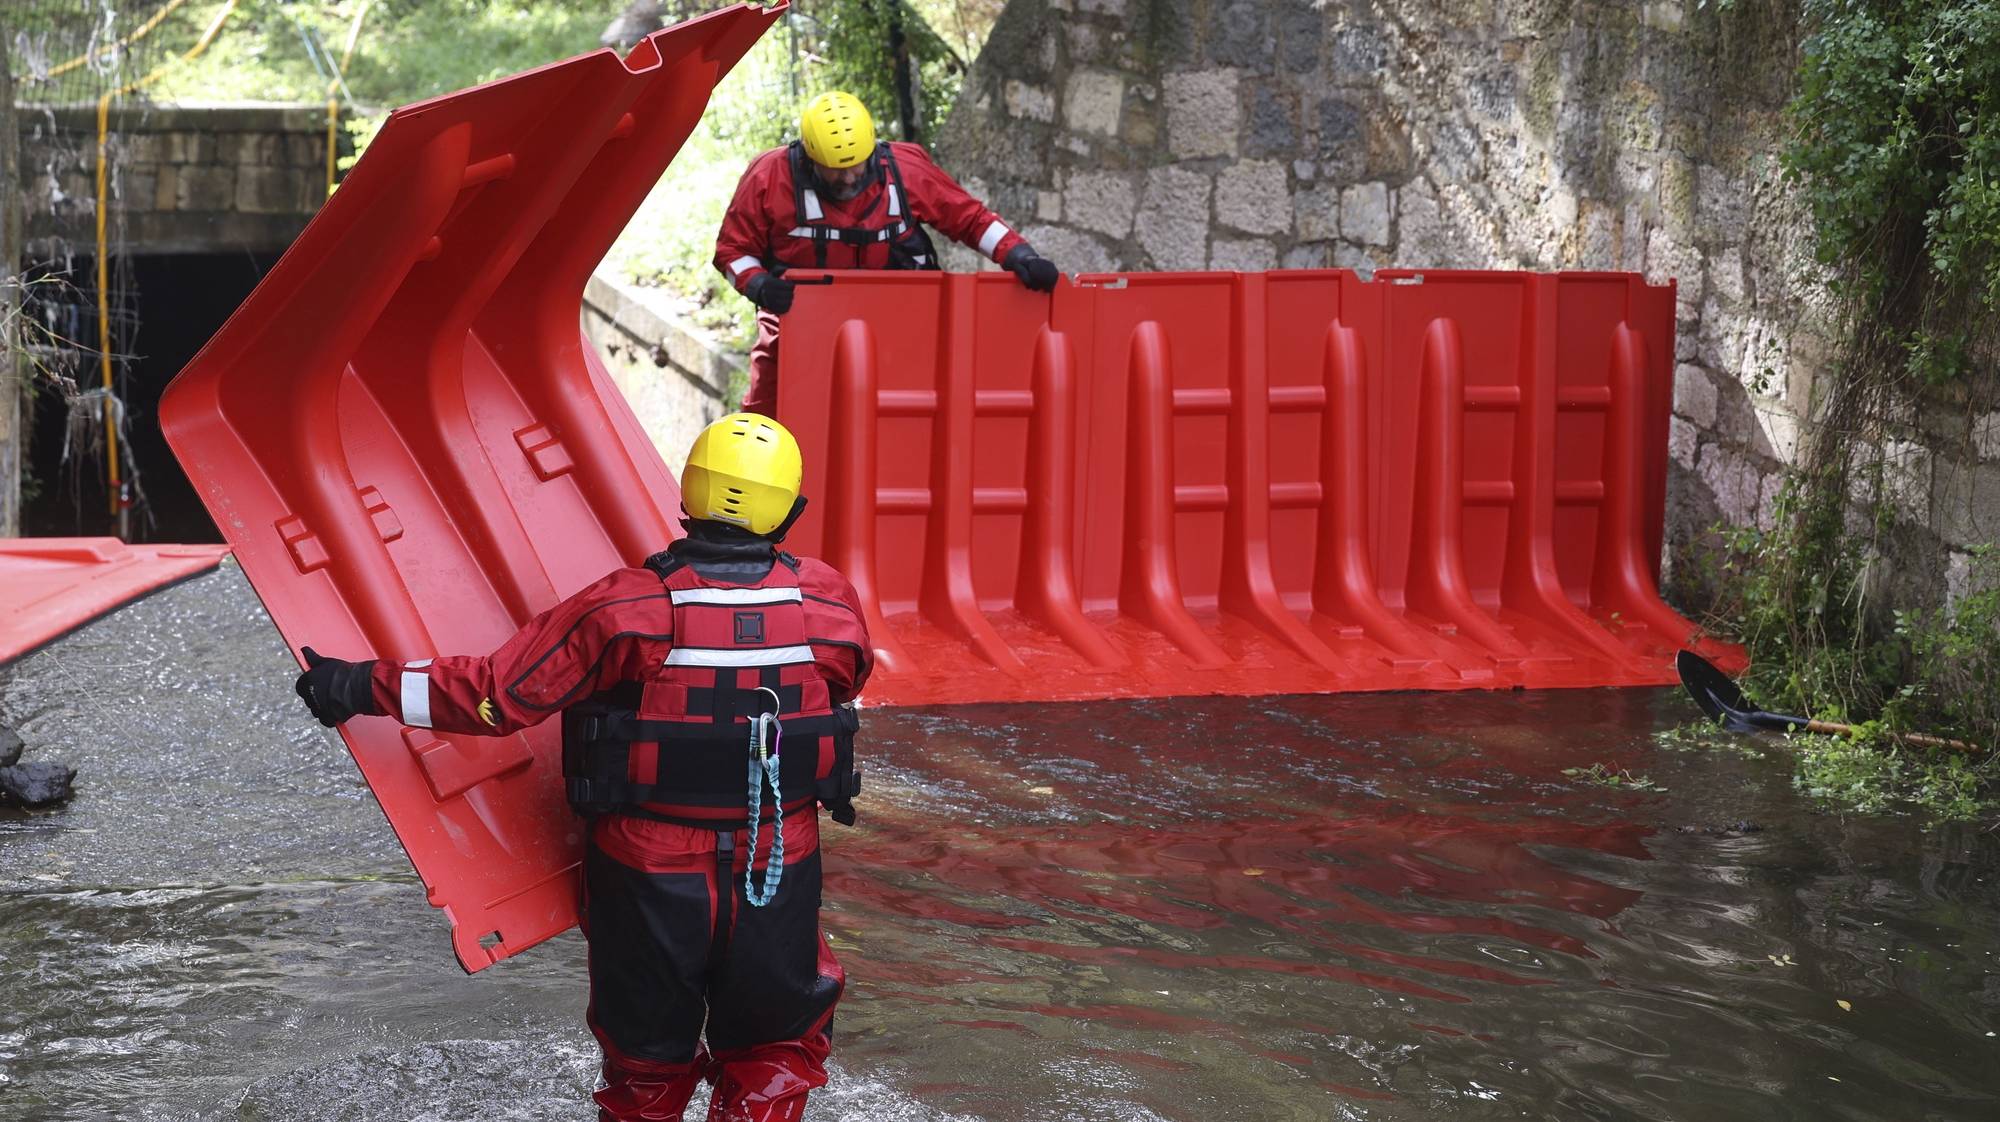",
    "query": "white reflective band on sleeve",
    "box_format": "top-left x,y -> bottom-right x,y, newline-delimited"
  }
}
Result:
728,255 -> 761,277
401,668 -> 432,729
887,185 -> 902,217
669,587 -> 805,606
801,190 -> 824,220
665,644 -> 816,668
977,220 -> 1009,257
